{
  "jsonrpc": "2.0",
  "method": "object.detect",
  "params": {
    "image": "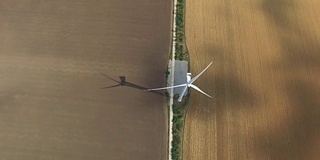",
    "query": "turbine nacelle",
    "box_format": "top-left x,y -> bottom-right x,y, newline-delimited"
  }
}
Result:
146,62 -> 213,102
187,73 -> 191,82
